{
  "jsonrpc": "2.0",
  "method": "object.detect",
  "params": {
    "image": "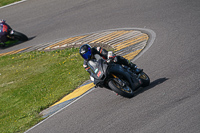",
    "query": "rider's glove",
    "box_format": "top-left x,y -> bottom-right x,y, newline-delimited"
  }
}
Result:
90,75 -> 94,81
107,51 -> 117,63
107,51 -> 115,59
